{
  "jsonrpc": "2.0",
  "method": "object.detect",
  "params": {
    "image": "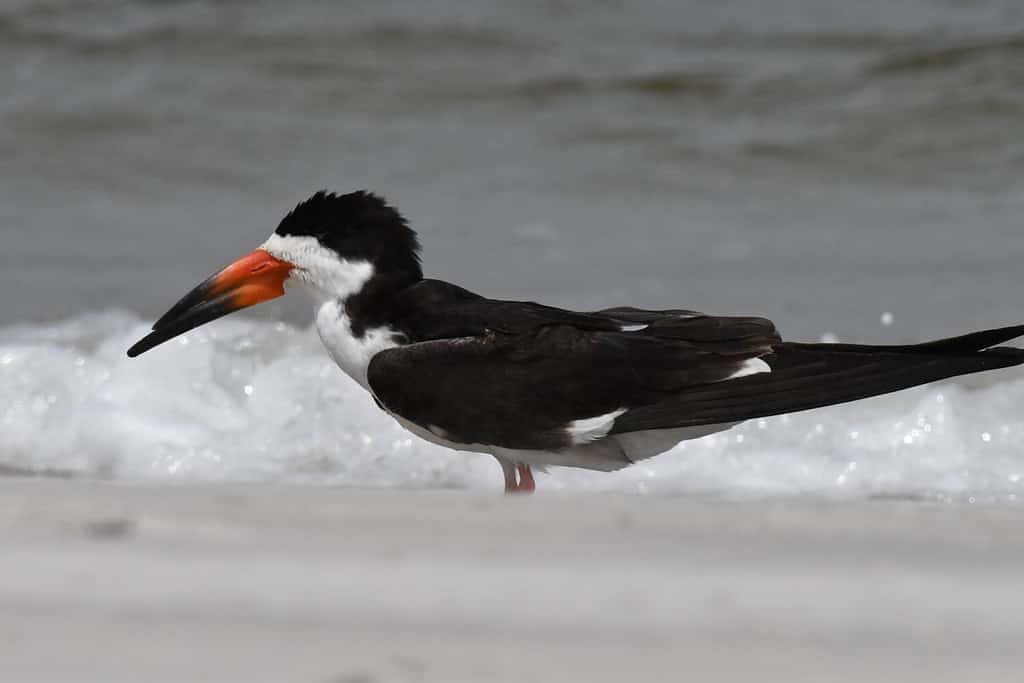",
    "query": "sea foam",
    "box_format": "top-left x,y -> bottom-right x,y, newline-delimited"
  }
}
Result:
1,311 -> 1023,501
